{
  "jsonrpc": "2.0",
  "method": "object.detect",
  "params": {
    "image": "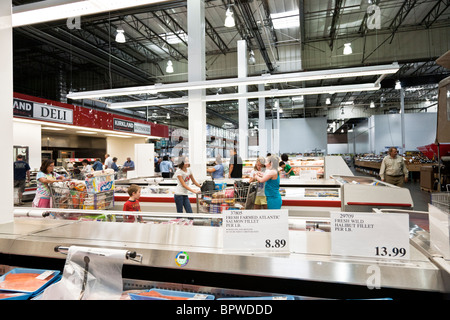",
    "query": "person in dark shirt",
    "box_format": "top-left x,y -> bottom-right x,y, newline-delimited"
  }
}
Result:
14,155 -> 31,205
92,158 -> 103,171
228,149 -> 243,179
